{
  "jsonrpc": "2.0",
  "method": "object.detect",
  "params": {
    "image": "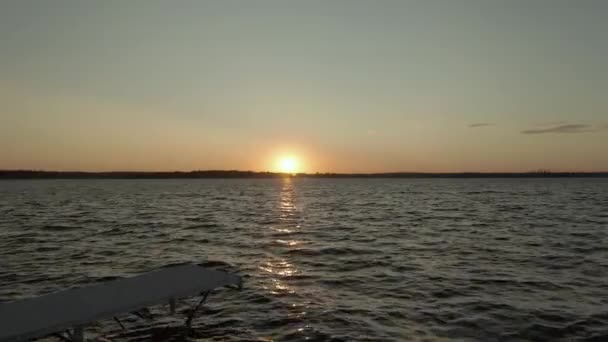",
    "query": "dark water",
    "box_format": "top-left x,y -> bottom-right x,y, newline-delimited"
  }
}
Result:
1,178 -> 607,341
